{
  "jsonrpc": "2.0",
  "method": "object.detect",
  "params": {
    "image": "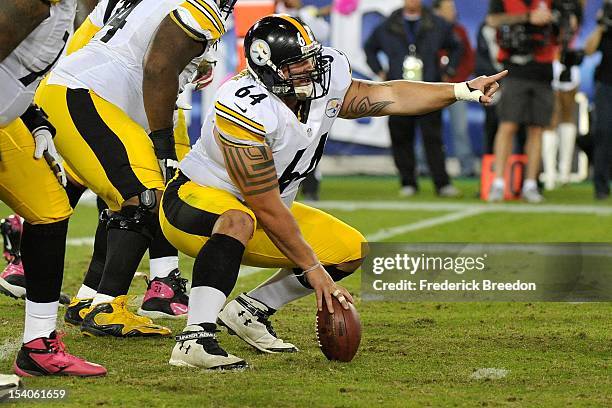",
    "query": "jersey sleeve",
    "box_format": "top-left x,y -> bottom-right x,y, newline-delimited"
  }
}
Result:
214,83 -> 277,148
170,0 -> 226,43
326,47 -> 353,98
